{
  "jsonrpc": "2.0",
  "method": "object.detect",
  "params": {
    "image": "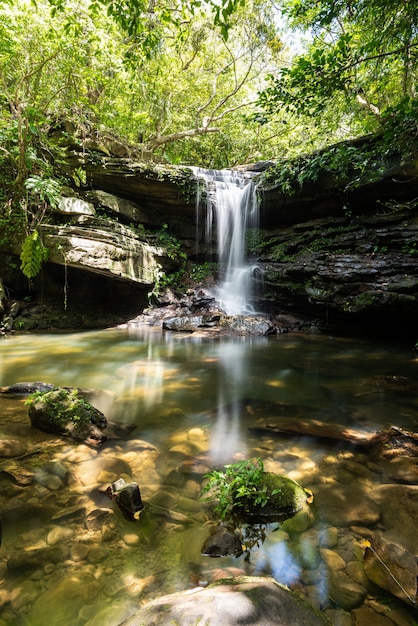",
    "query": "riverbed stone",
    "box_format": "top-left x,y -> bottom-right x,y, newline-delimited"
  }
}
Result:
363,535 -> 417,605
368,484 -> 418,554
87,547 -> 108,564
75,455 -> 132,488
383,456 -> 418,484
0,439 -> 27,457
70,542 -> 90,561
319,526 -> 339,548
295,529 -> 321,570
26,571 -> 100,625
47,525 -> 74,546
314,484 -> 381,526
7,546 -> 67,570
119,576 -> 331,625
320,548 -> 346,572
346,560 -> 370,587
328,572 -> 368,610
324,609 -> 352,626
149,487 -> 177,506
201,526 -> 244,557
351,607 -> 398,626
10,580 -> 40,611
123,533 -> 140,546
